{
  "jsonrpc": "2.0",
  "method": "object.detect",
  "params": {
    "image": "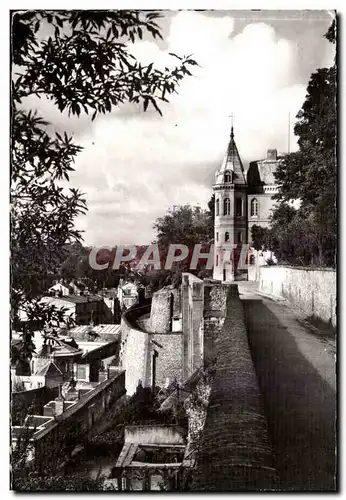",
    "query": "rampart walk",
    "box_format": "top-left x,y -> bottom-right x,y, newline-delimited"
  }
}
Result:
191,285 -> 278,491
